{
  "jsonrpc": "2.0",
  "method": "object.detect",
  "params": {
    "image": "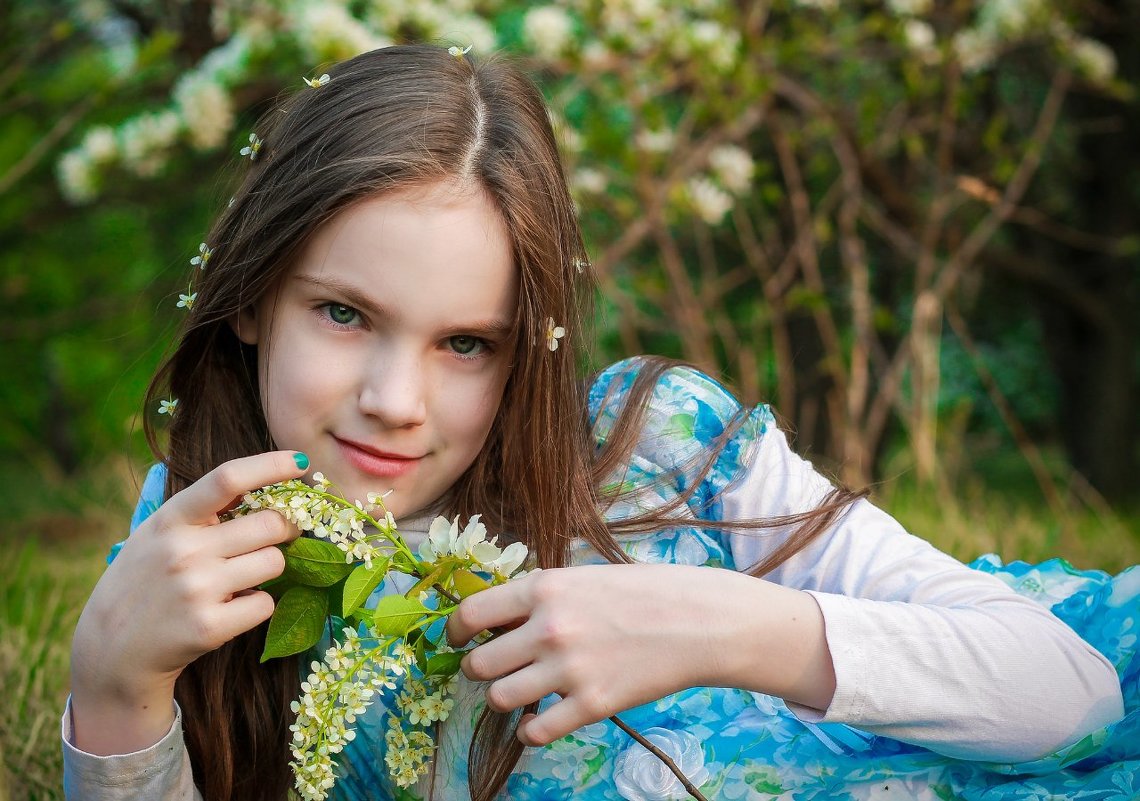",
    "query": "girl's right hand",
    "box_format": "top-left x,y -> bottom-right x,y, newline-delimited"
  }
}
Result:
69,451 -> 308,754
